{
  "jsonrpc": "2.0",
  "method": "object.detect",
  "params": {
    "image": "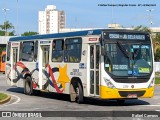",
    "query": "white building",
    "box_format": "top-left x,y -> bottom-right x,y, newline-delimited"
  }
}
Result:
38,5 -> 65,34
0,36 -> 12,45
